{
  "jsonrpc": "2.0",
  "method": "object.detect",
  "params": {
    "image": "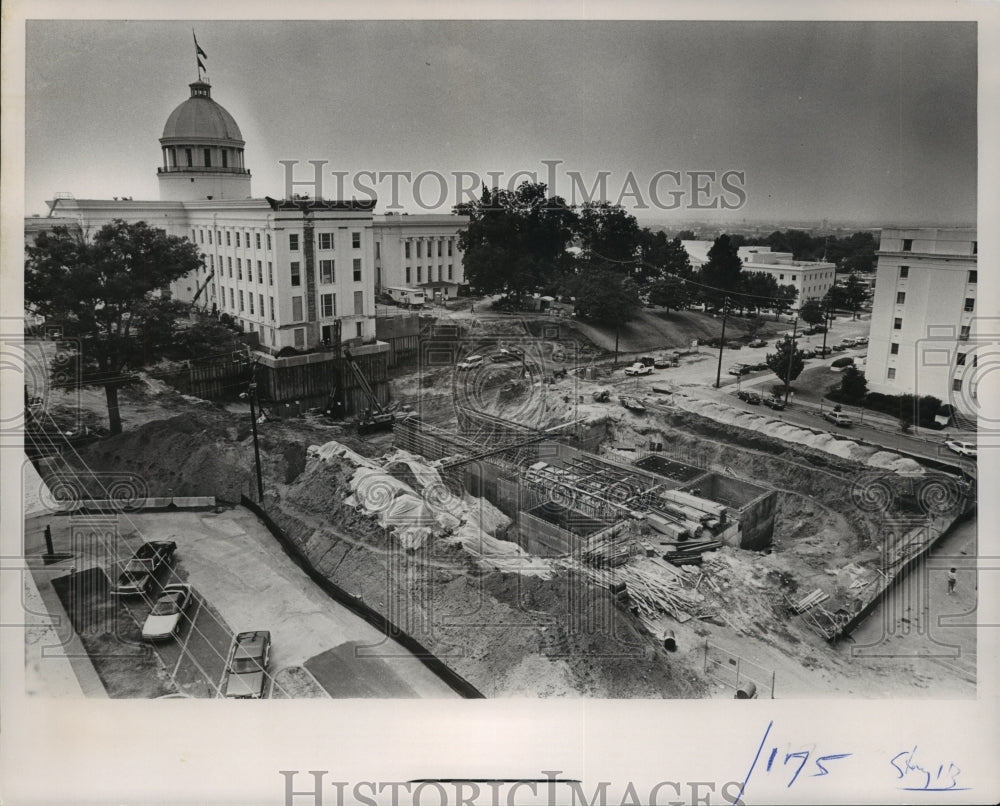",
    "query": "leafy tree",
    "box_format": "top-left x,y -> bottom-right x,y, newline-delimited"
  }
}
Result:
25,220 -> 202,434
739,271 -> 781,314
455,182 -> 578,300
766,337 -> 805,385
842,273 -> 868,319
799,299 -> 826,326
572,269 -> 641,327
698,234 -> 742,308
578,201 -> 641,266
647,275 -> 695,311
839,366 -> 868,402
